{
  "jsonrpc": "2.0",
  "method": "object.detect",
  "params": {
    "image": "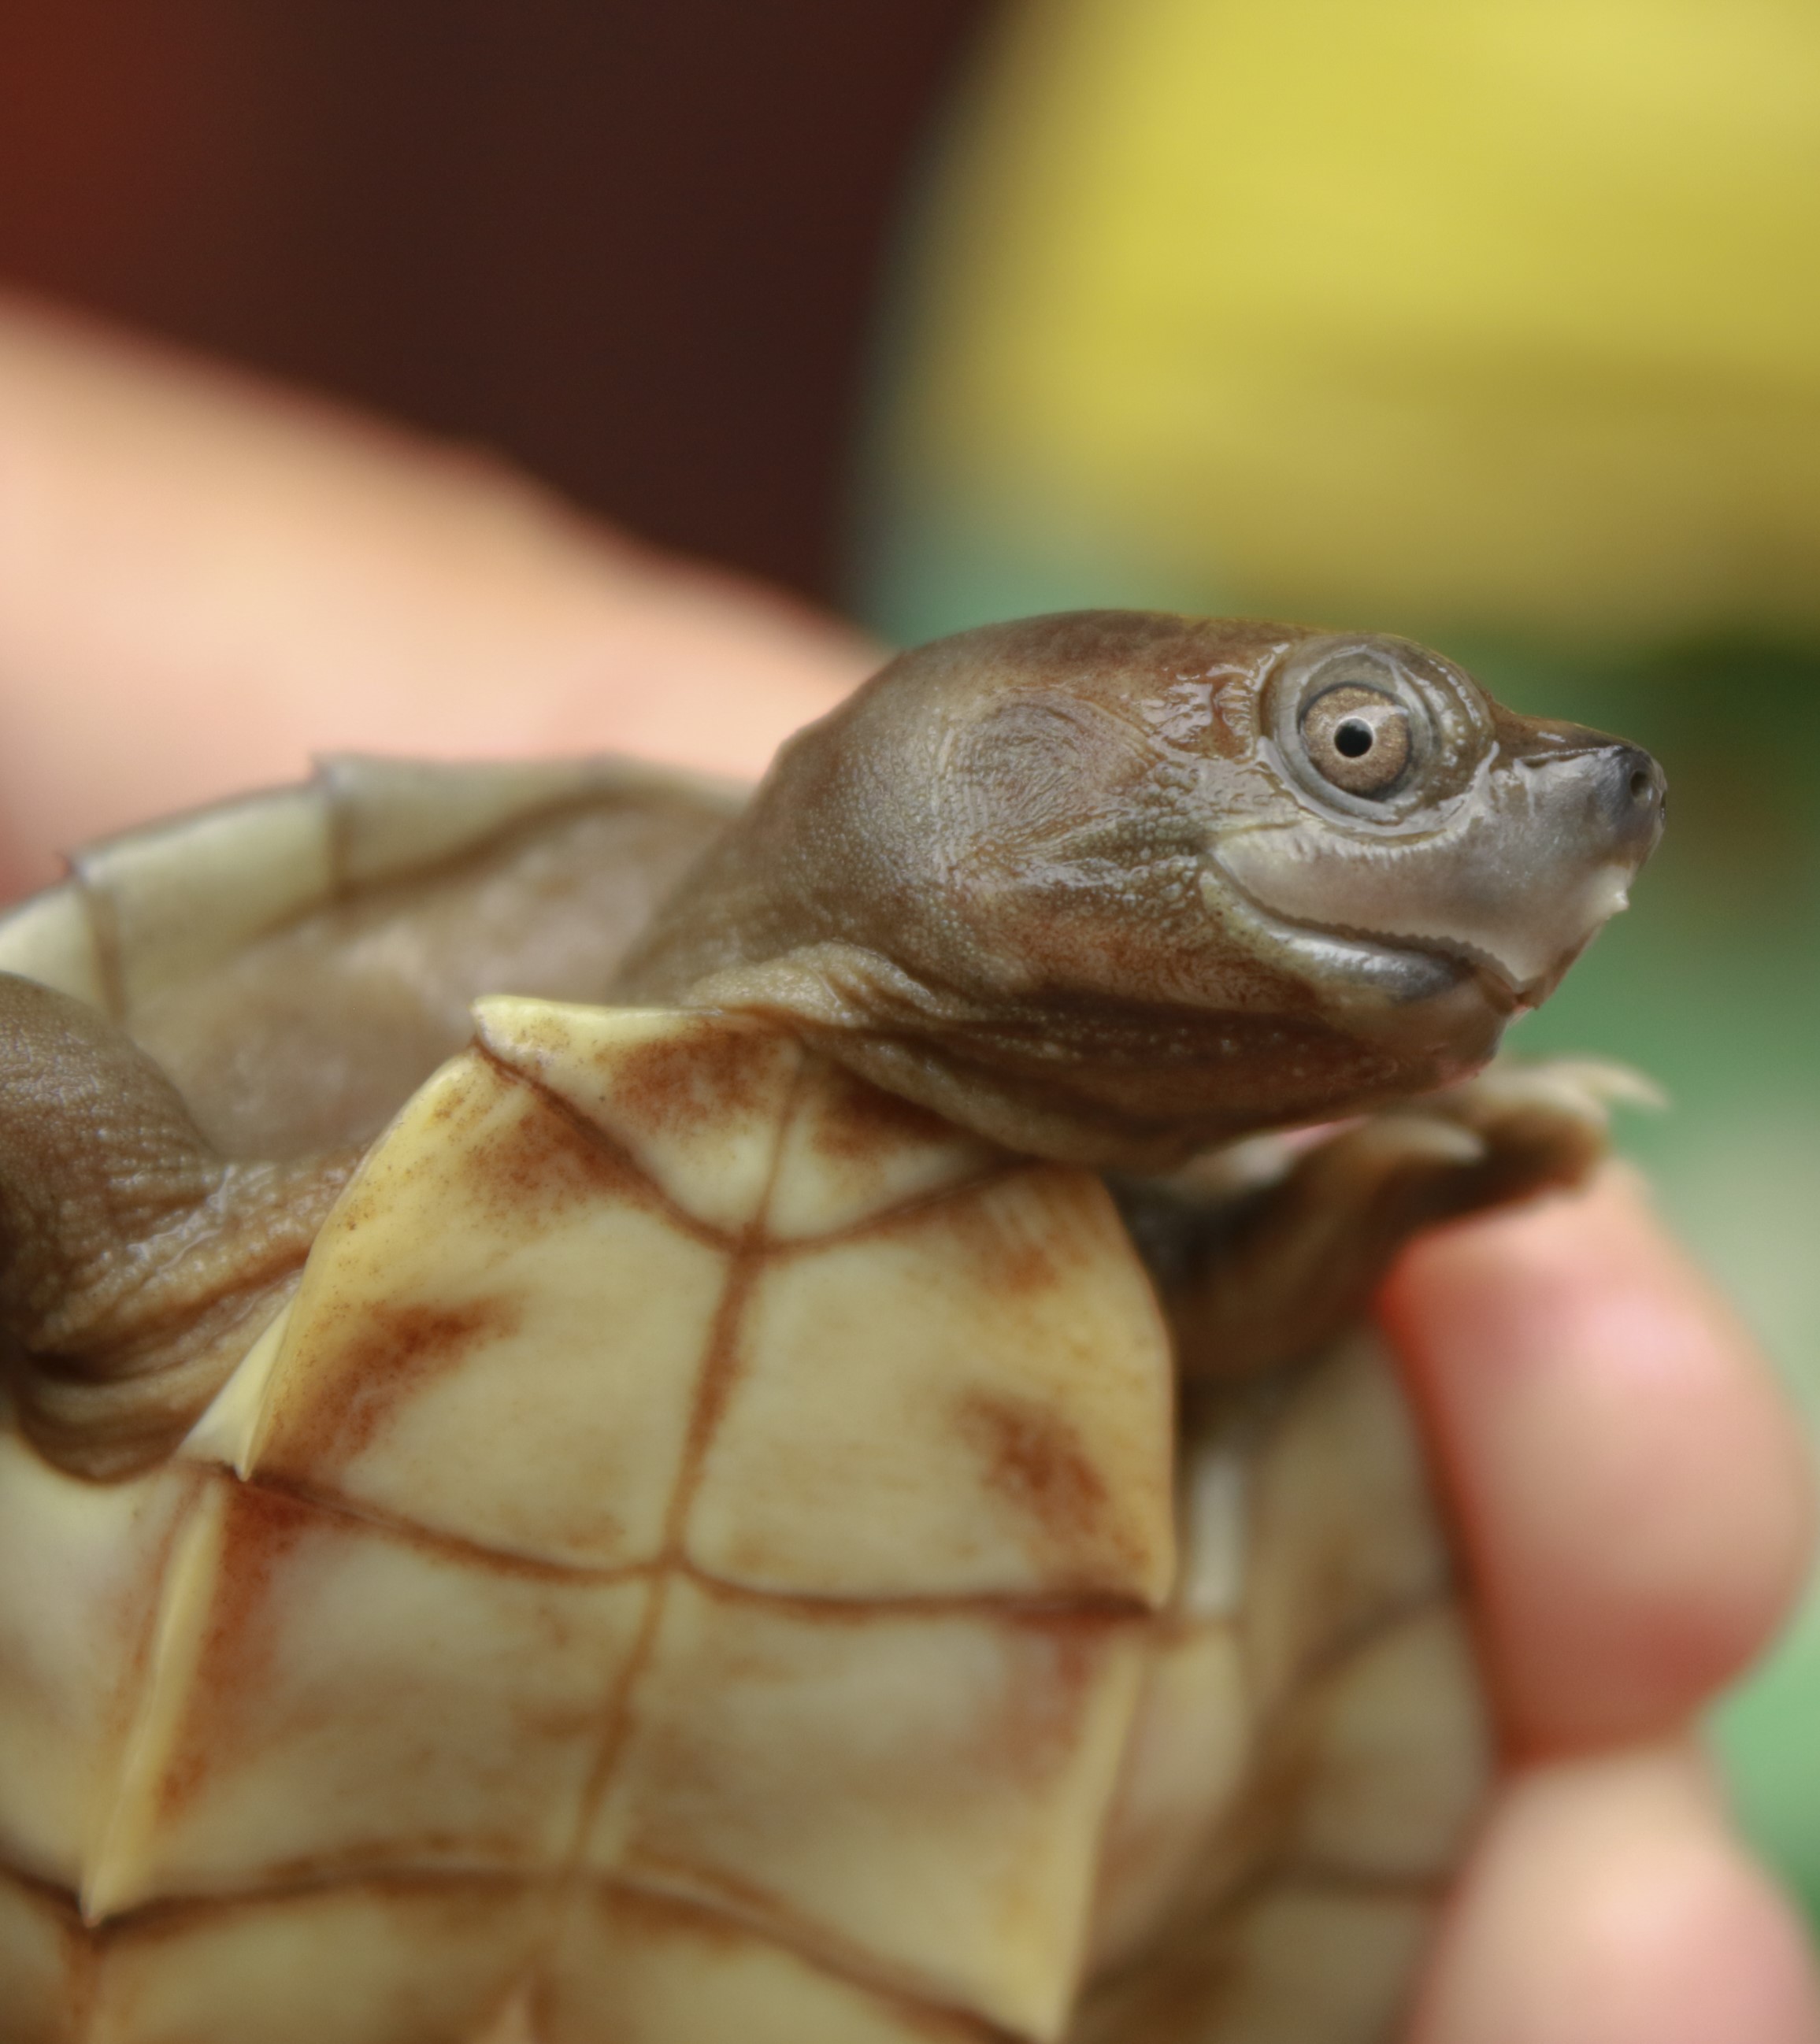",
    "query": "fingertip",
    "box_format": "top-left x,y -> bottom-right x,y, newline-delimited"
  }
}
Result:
1381,1168 -> 1816,1750
1412,1743 -> 1820,2044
